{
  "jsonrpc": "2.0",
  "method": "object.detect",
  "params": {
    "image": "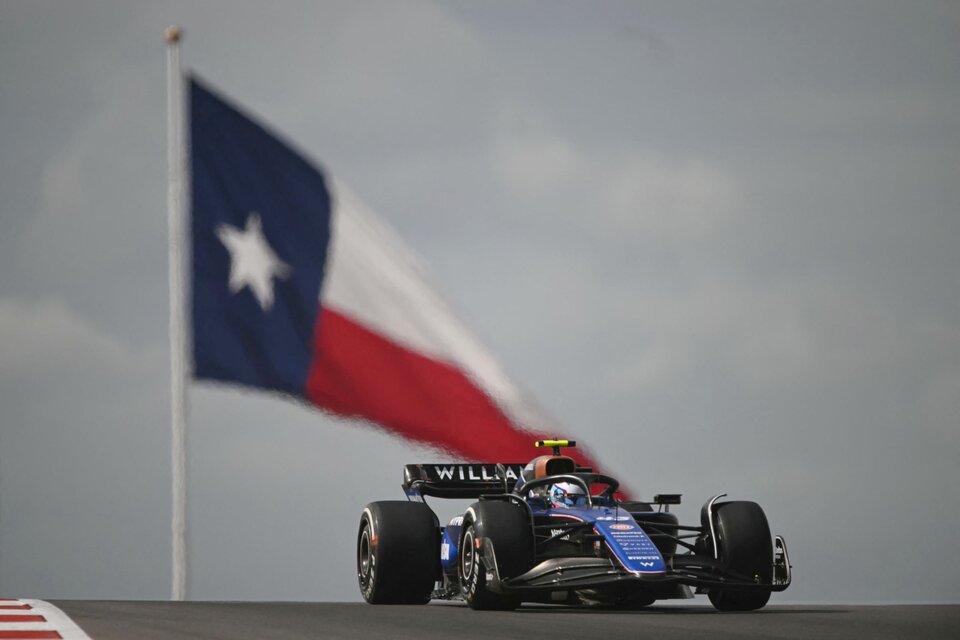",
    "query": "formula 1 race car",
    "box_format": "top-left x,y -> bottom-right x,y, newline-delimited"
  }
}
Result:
356,440 -> 791,611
